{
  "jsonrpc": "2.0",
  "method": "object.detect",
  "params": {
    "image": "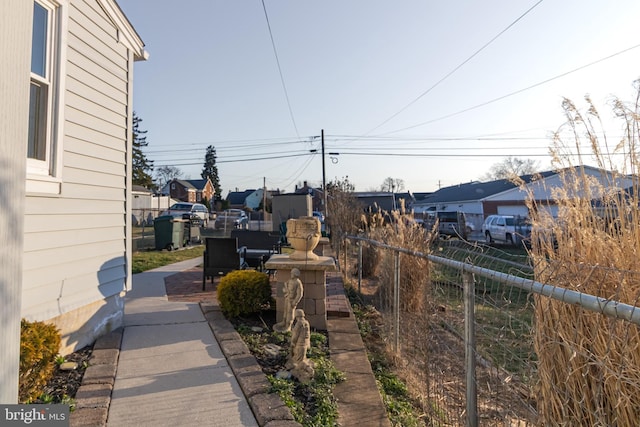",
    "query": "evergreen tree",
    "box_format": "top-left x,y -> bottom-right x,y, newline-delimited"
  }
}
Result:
201,145 -> 222,197
132,112 -> 154,189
